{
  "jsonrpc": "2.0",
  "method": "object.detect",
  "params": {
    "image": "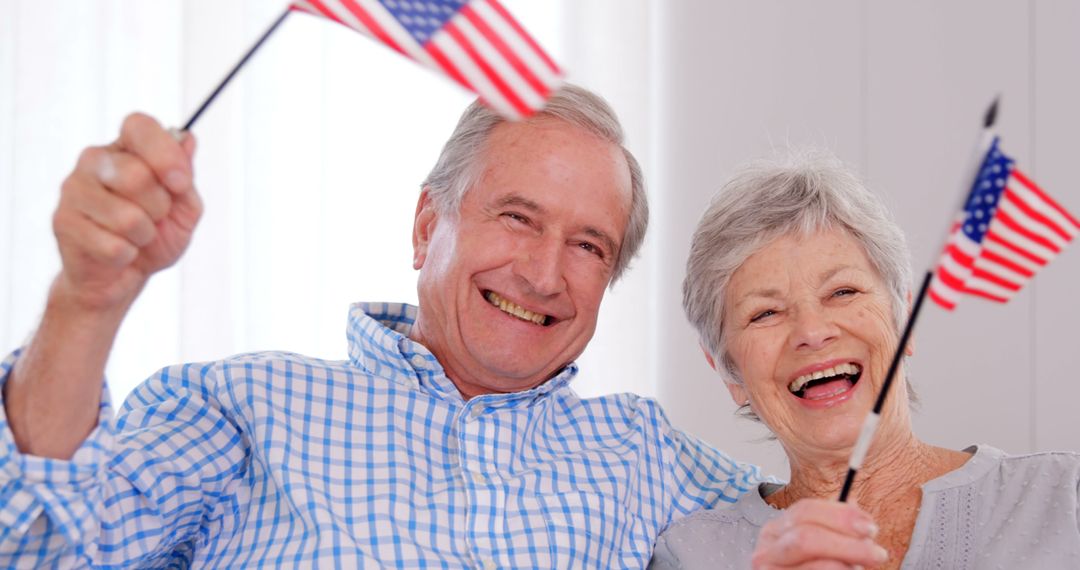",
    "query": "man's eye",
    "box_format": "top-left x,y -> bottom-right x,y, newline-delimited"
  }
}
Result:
832,288 -> 857,298
578,241 -> 604,258
503,212 -> 529,224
